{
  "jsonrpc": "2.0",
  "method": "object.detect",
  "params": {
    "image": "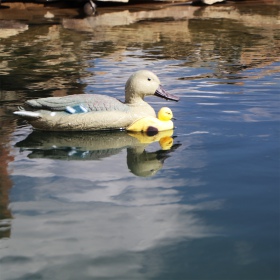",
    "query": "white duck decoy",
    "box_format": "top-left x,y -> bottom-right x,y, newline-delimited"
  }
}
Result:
14,70 -> 179,131
126,107 -> 174,132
